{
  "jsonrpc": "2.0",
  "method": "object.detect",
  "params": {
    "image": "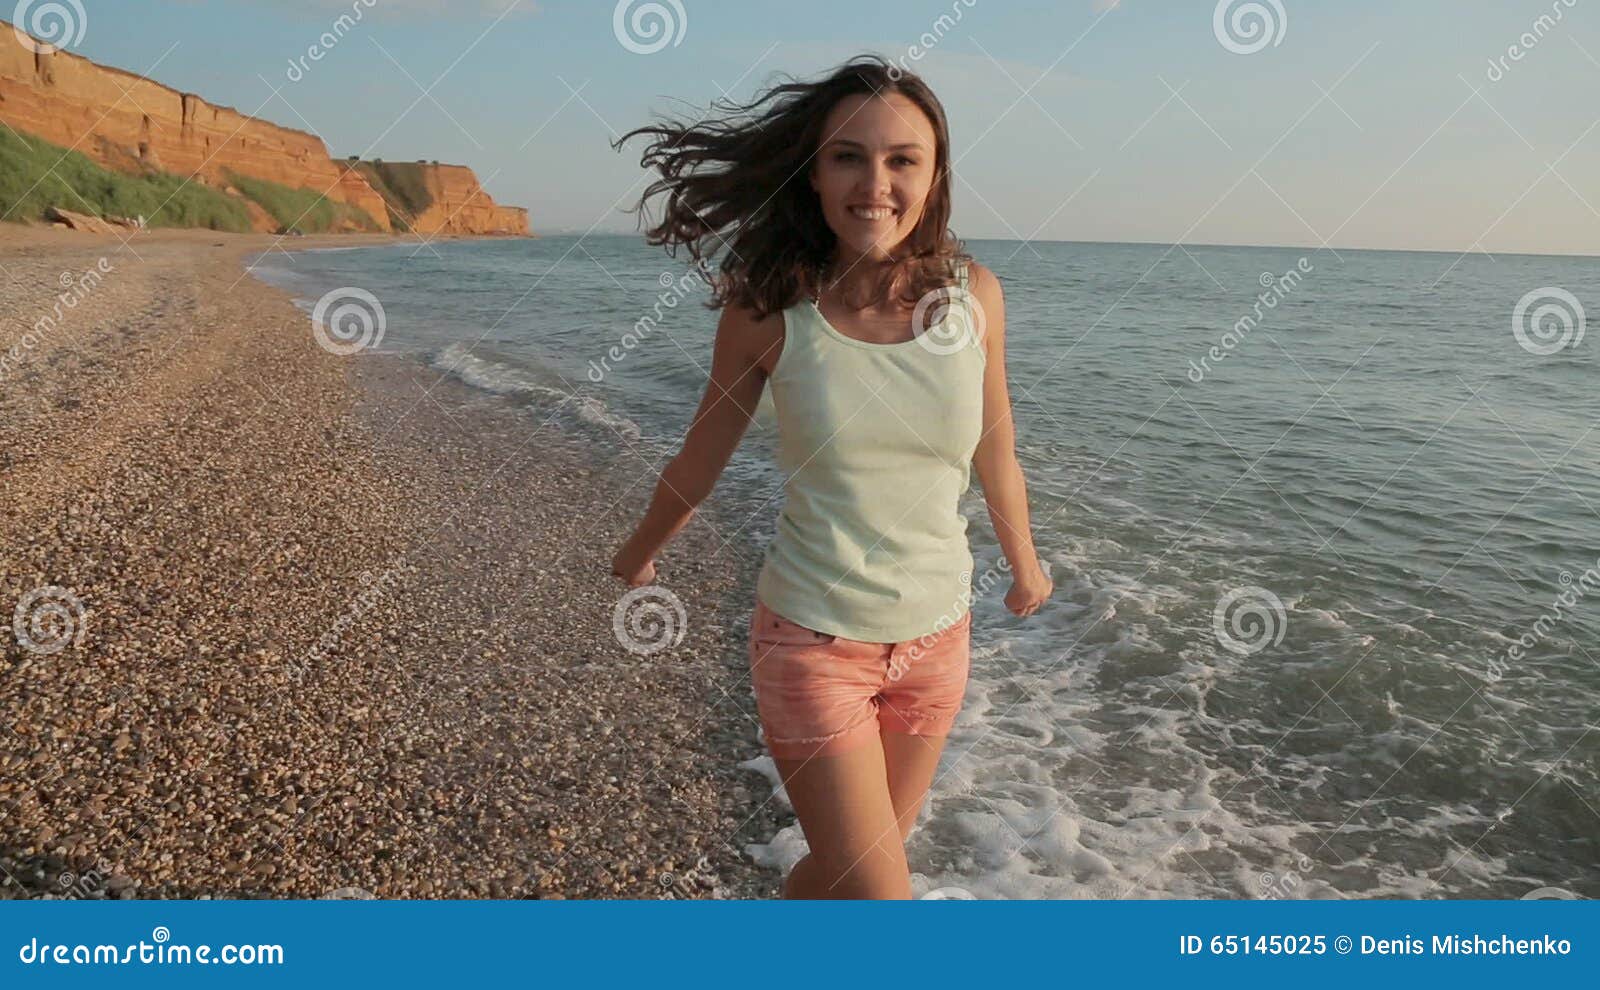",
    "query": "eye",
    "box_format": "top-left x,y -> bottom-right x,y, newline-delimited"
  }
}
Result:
834,151 -> 859,162
894,155 -> 918,166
